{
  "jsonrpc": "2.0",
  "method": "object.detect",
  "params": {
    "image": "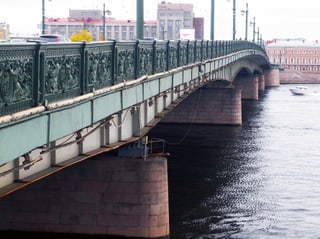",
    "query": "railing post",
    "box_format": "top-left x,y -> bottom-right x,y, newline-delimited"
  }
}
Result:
166,40 -> 170,71
81,41 -> 88,94
135,40 -> 140,79
33,43 -> 41,106
152,40 -> 156,74
111,40 -> 117,86
177,40 -> 181,67
186,40 -> 190,64
36,43 -> 45,106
